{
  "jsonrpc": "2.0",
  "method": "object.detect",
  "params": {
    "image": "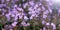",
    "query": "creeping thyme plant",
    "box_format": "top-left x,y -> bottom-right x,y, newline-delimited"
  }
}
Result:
0,0 -> 60,30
